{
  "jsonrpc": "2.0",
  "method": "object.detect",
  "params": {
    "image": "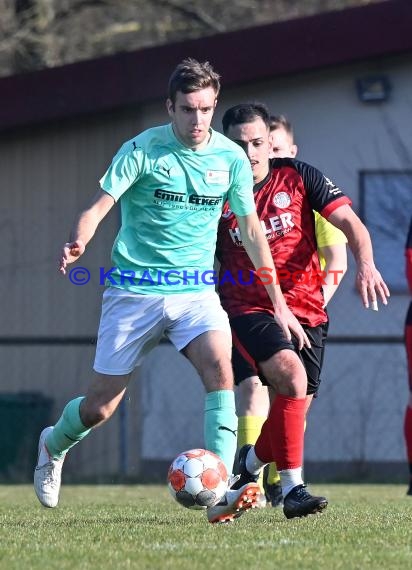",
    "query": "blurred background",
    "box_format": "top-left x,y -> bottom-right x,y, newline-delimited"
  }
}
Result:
0,0 -> 411,484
